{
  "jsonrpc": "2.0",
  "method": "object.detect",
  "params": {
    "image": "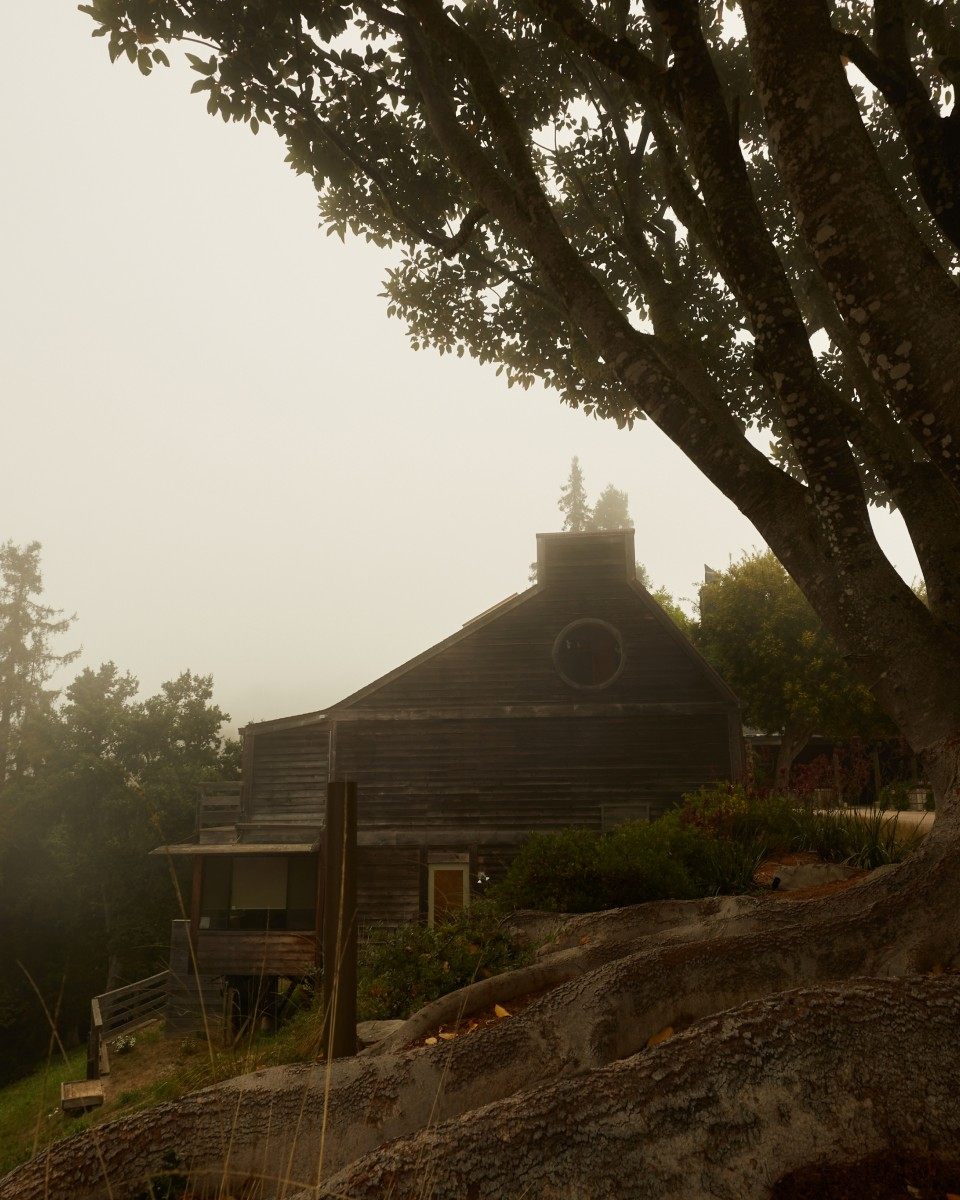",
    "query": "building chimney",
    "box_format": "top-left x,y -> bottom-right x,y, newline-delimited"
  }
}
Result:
535,529 -> 636,587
